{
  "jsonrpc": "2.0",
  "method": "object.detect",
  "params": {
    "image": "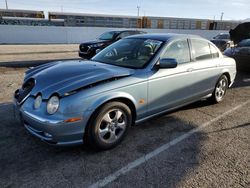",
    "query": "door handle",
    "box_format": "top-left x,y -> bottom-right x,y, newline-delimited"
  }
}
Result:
187,68 -> 194,72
